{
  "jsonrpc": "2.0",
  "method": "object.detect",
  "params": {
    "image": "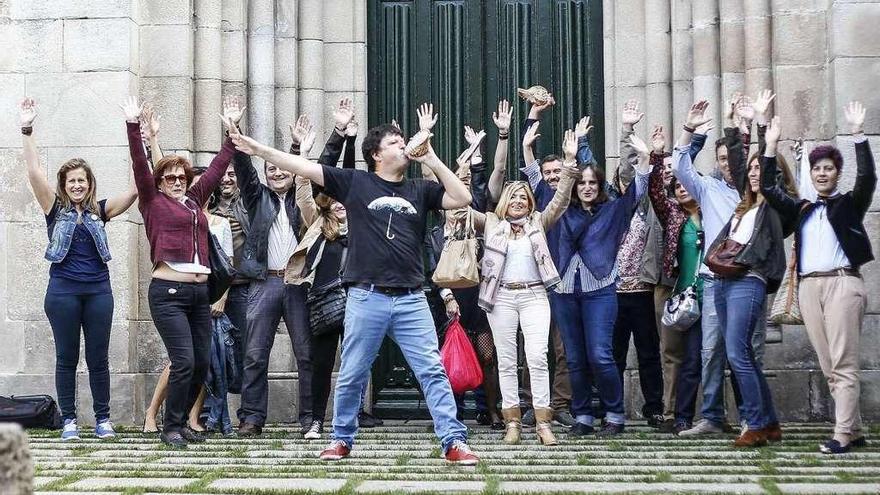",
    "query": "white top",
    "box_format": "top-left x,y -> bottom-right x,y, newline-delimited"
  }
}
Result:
500,235 -> 541,283
210,216 -> 234,258
729,207 -> 758,245
799,195 -> 851,275
166,197 -> 211,274
268,192 -> 299,270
